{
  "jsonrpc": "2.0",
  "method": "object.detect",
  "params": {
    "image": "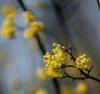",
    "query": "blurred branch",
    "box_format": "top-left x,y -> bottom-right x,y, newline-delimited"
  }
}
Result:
17,0 -> 61,94
17,0 -> 27,11
97,0 -> 100,11
51,0 -> 72,24
17,0 -> 45,54
51,0 -> 65,24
